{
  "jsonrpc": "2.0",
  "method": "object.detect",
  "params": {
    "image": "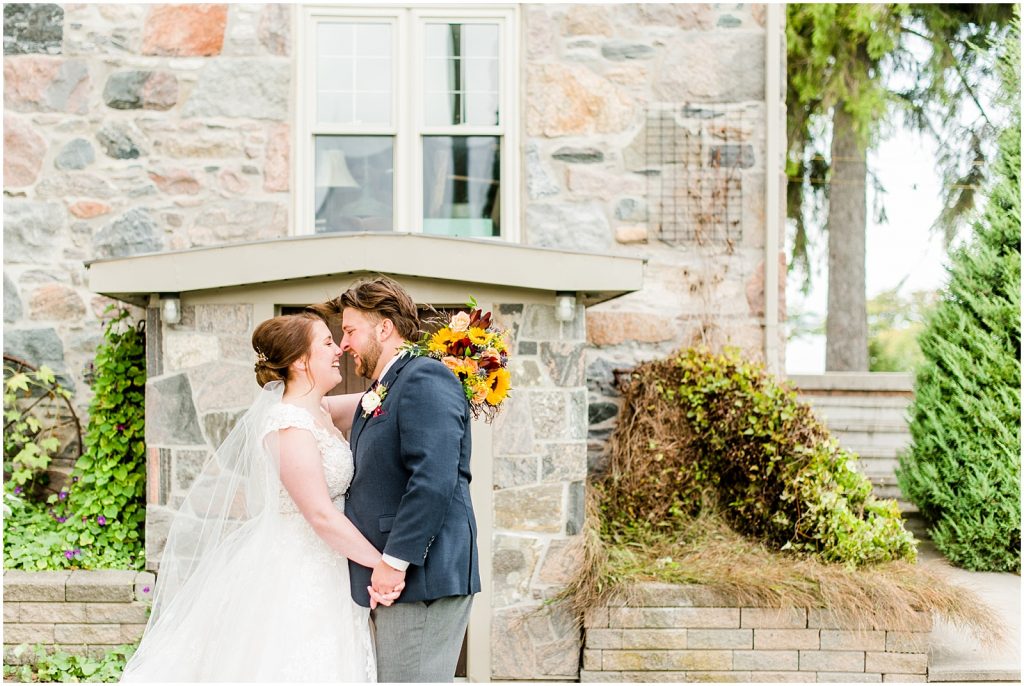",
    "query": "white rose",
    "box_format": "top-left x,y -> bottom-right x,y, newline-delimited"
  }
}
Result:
450,312 -> 471,332
361,391 -> 382,414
